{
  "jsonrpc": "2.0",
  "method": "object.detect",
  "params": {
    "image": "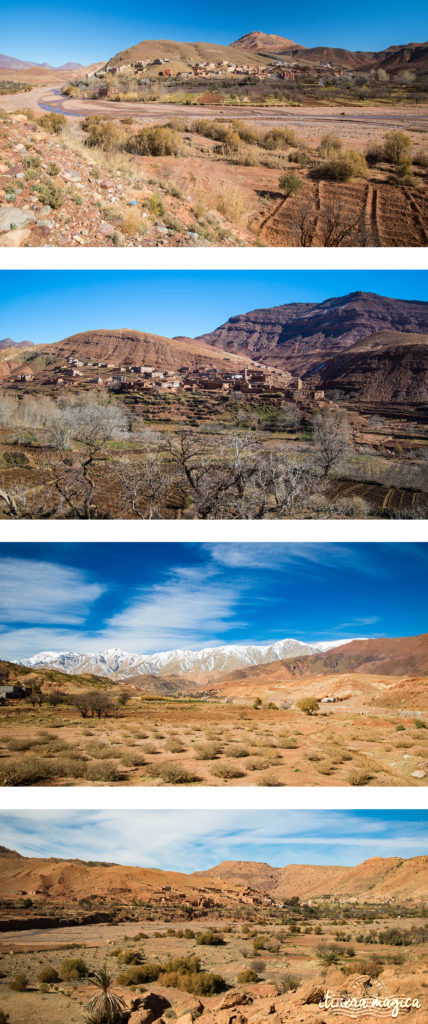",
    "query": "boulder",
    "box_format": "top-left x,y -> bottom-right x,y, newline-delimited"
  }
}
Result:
298,978 -> 325,1005
178,1000 -> 204,1020
135,991 -> 171,1022
219,992 -> 253,1010
0,206 -> 35,231
0,227 -> 31,246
